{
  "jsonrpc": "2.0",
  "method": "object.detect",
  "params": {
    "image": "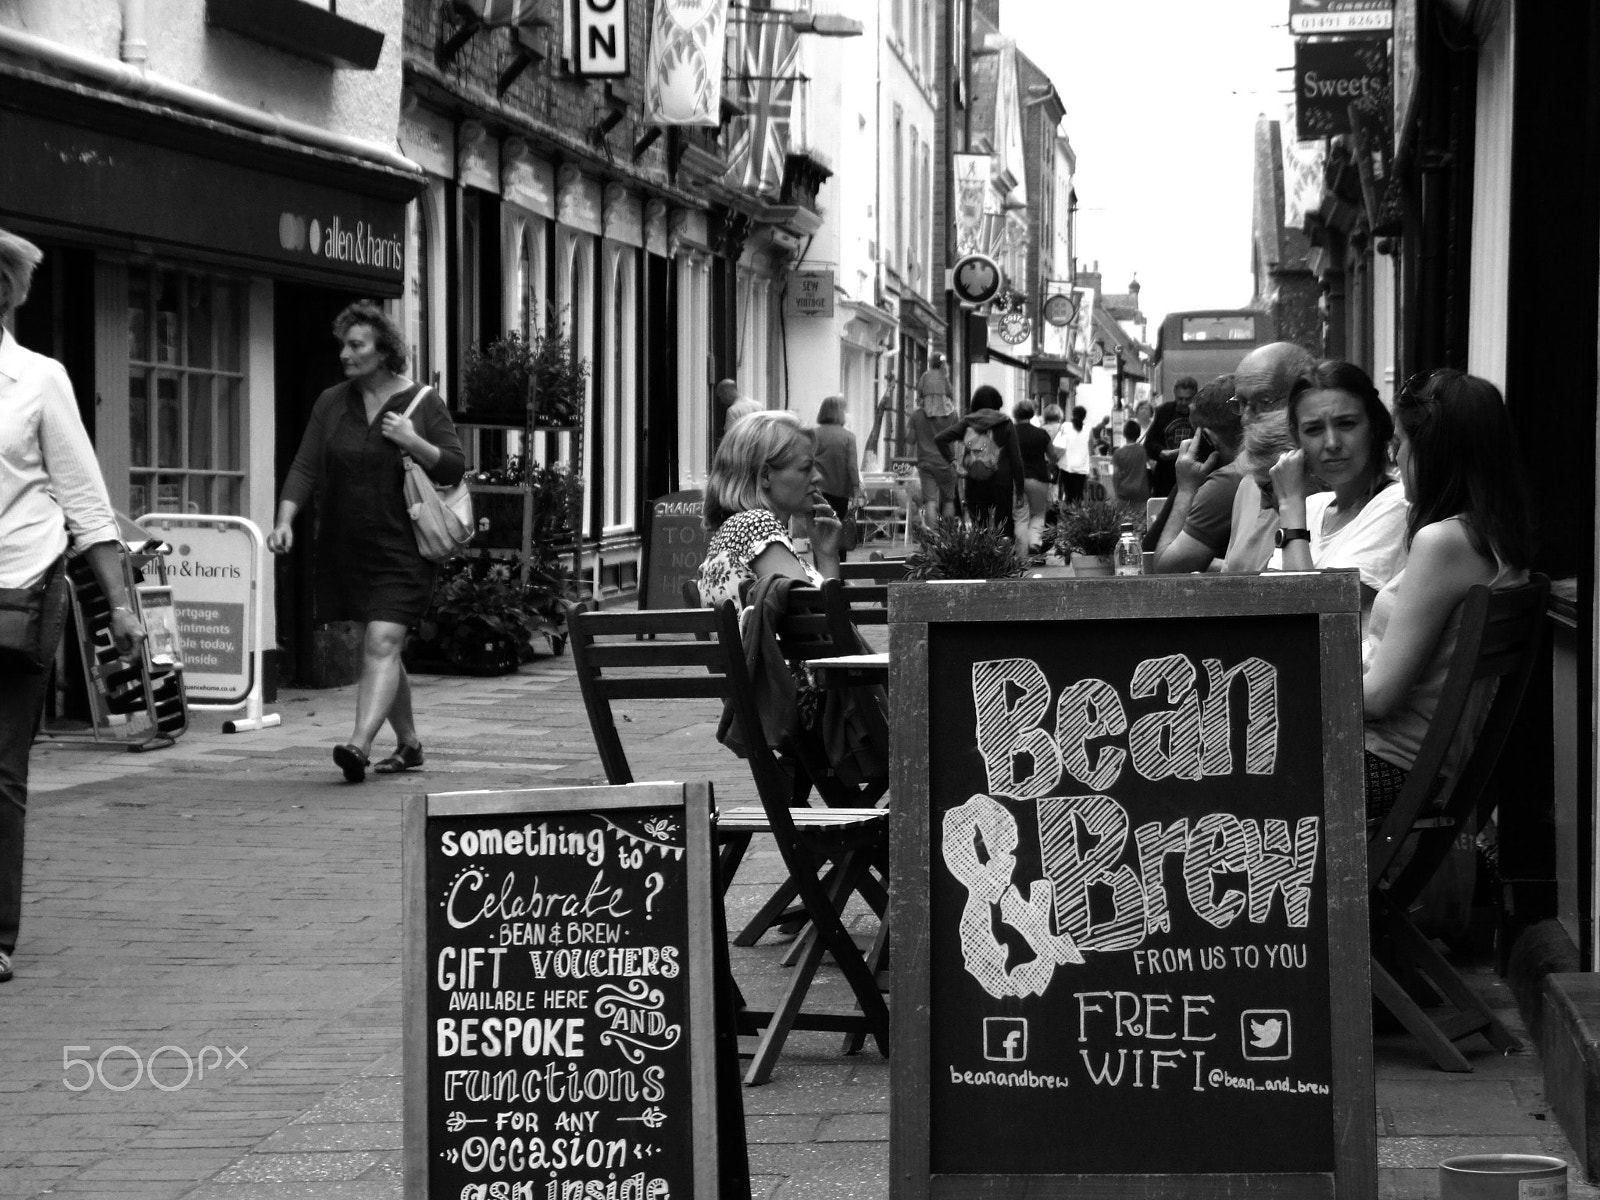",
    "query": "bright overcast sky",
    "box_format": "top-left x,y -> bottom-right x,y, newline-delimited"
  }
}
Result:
998,0 -> 1295,332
